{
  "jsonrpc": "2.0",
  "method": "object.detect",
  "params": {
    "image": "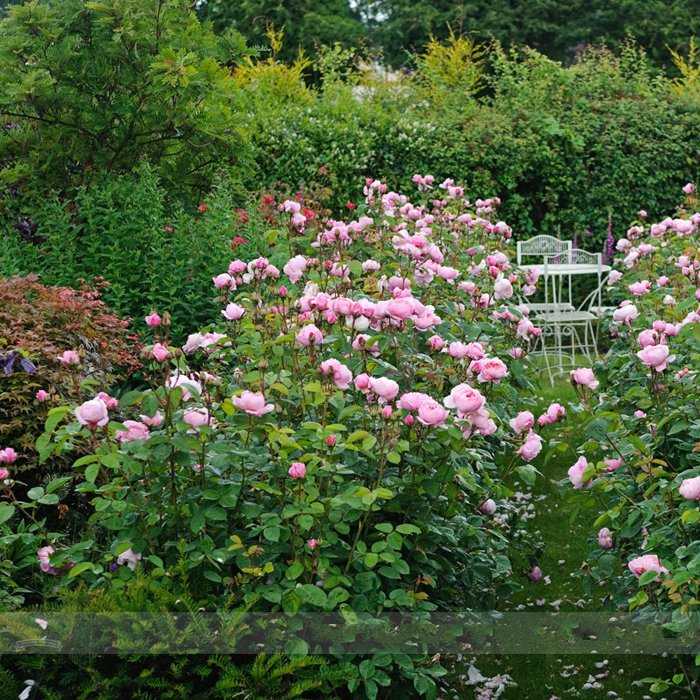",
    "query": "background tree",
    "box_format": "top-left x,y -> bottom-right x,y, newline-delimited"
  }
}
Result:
354,0 -> 700,68
196,0 -> 366,65
0,0 -> 251,198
